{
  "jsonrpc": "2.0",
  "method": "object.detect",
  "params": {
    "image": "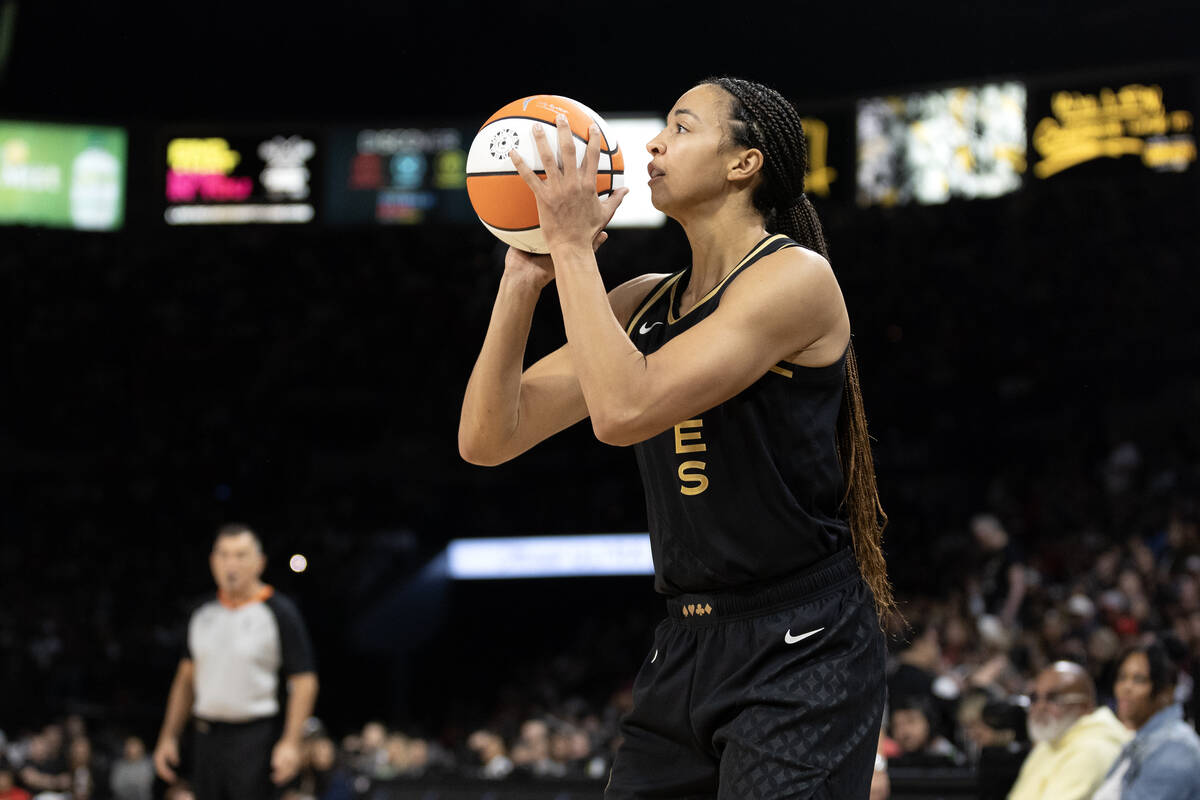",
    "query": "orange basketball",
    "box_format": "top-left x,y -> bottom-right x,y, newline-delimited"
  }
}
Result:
465,94 -> 624,253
